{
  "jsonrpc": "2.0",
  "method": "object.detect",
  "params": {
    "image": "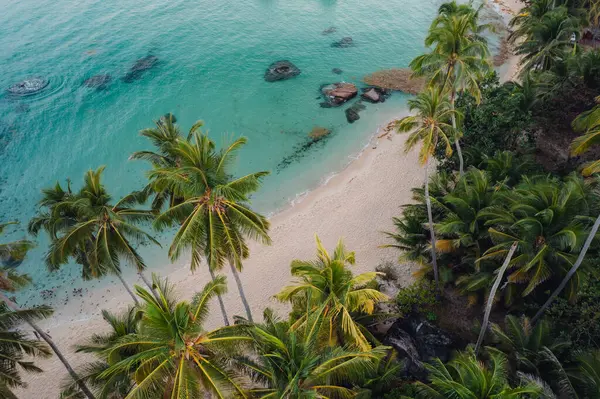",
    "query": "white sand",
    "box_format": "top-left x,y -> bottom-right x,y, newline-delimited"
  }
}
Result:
16,2 -> 523,397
